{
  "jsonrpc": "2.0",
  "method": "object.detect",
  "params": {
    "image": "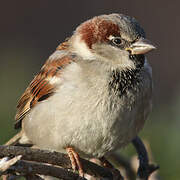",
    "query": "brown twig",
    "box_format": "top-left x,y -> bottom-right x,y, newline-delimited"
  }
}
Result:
0,136 -> 159,180
0,155 -> 22,174
109,153 -> 136,180
25,174 -> 44,180
132,136 -> 159,180
107,137 -> 159,180
0,145 -> 113,179
3,160 -> 86,180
